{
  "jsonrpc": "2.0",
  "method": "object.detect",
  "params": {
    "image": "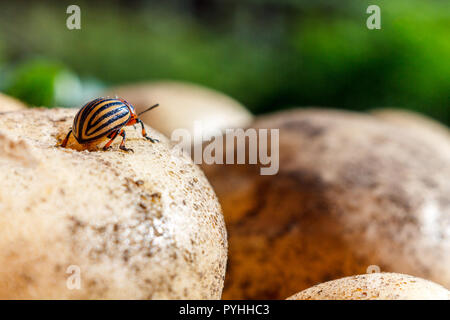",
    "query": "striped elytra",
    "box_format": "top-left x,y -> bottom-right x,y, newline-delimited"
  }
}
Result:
73,98 -> 132,143
61,97 -> 159,152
